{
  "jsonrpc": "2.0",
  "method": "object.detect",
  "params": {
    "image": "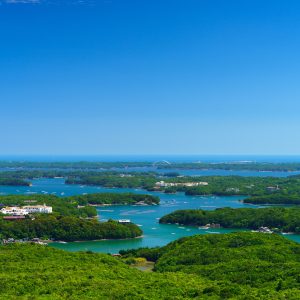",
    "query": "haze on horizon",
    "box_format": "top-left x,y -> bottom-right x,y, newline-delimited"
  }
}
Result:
1,0 -> 300,156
